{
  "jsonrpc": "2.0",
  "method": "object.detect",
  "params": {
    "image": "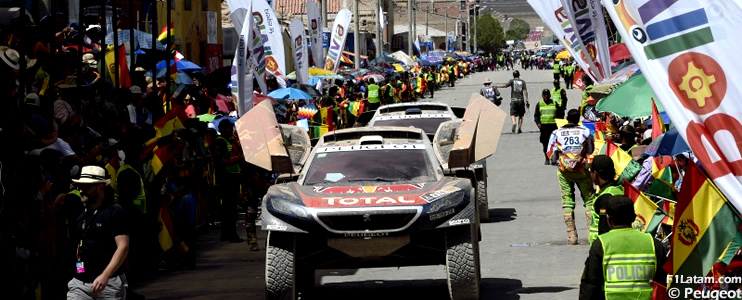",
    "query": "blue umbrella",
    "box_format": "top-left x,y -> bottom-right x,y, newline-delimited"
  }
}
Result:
156,59 -> 202,72
268,88 -> 313,100
417,59 -> 433,67
645,128 -> 690,156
